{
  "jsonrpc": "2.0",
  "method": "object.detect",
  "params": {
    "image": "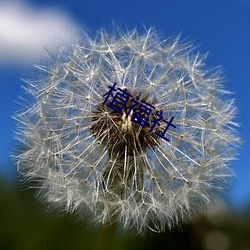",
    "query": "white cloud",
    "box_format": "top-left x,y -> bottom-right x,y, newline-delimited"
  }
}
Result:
0,1 -> 78,65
